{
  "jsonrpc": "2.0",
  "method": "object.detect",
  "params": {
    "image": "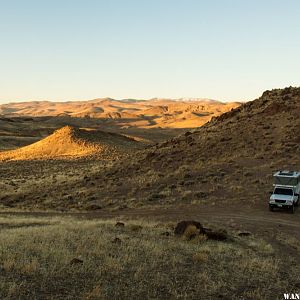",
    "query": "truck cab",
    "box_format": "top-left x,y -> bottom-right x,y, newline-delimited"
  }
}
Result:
269,171 -> 300,213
